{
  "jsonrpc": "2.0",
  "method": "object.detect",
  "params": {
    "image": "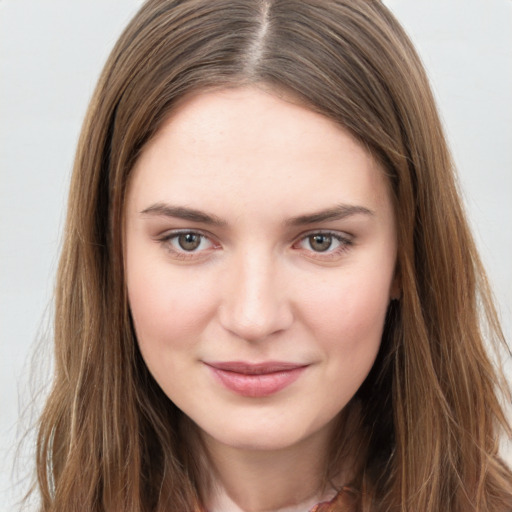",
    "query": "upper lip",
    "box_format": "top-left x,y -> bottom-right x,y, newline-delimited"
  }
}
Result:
205,361 -> 307,375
